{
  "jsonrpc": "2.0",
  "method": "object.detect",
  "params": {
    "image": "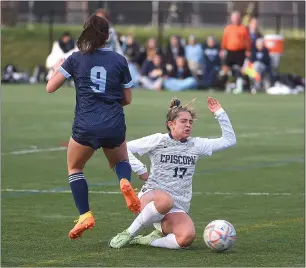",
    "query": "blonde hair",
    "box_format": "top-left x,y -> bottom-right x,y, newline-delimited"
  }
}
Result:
166,97 -> 197,131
